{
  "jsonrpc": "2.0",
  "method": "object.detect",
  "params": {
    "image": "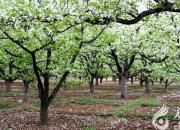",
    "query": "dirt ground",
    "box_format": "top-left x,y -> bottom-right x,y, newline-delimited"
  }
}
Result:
0,80 -> 180,130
